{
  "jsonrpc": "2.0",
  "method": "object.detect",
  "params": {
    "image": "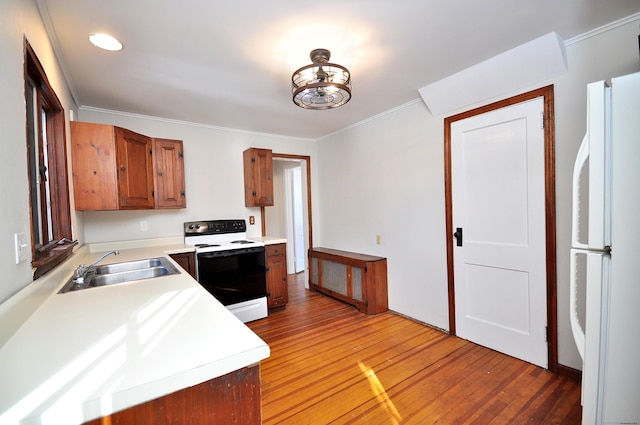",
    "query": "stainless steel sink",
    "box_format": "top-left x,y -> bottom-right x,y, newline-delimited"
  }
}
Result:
93,258 -> 167,275
59,257 -> 180,293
